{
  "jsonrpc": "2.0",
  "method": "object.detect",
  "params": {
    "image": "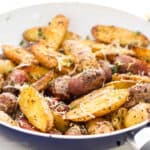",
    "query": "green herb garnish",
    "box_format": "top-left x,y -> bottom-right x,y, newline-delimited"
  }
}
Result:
19,40 -> 24,46
135,31 -> 141,35
86,35 -> 90,40
111,65 -> 118,74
